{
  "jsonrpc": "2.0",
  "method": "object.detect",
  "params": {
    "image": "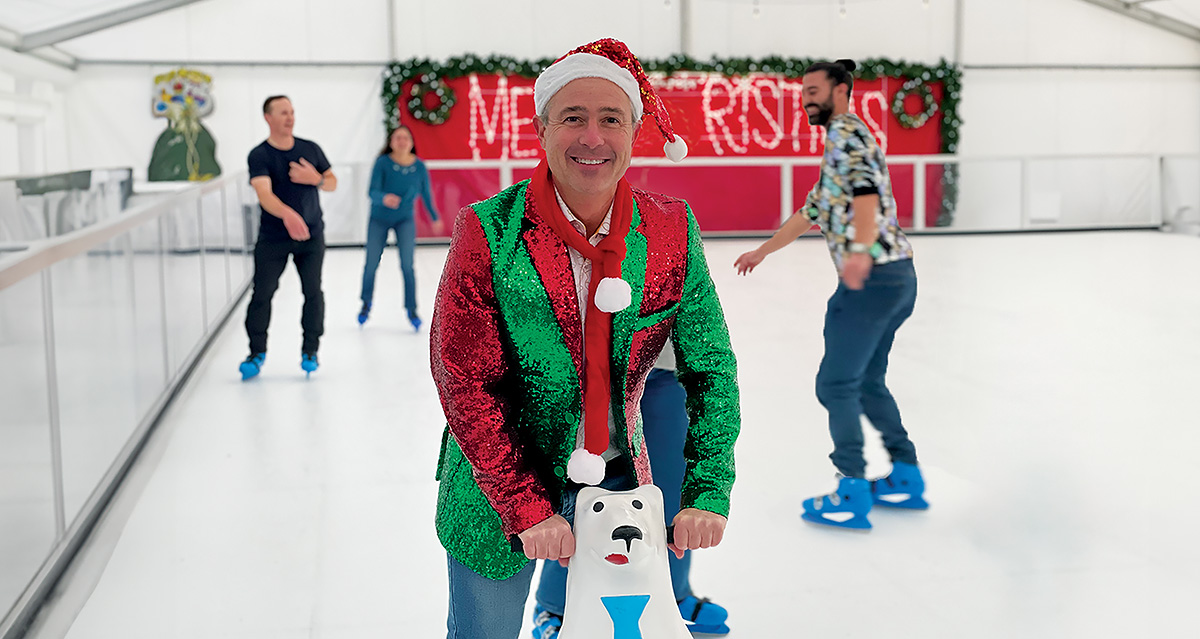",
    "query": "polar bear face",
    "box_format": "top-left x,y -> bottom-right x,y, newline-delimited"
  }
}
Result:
560,484 -> 691,639
573,485 -> 668,575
